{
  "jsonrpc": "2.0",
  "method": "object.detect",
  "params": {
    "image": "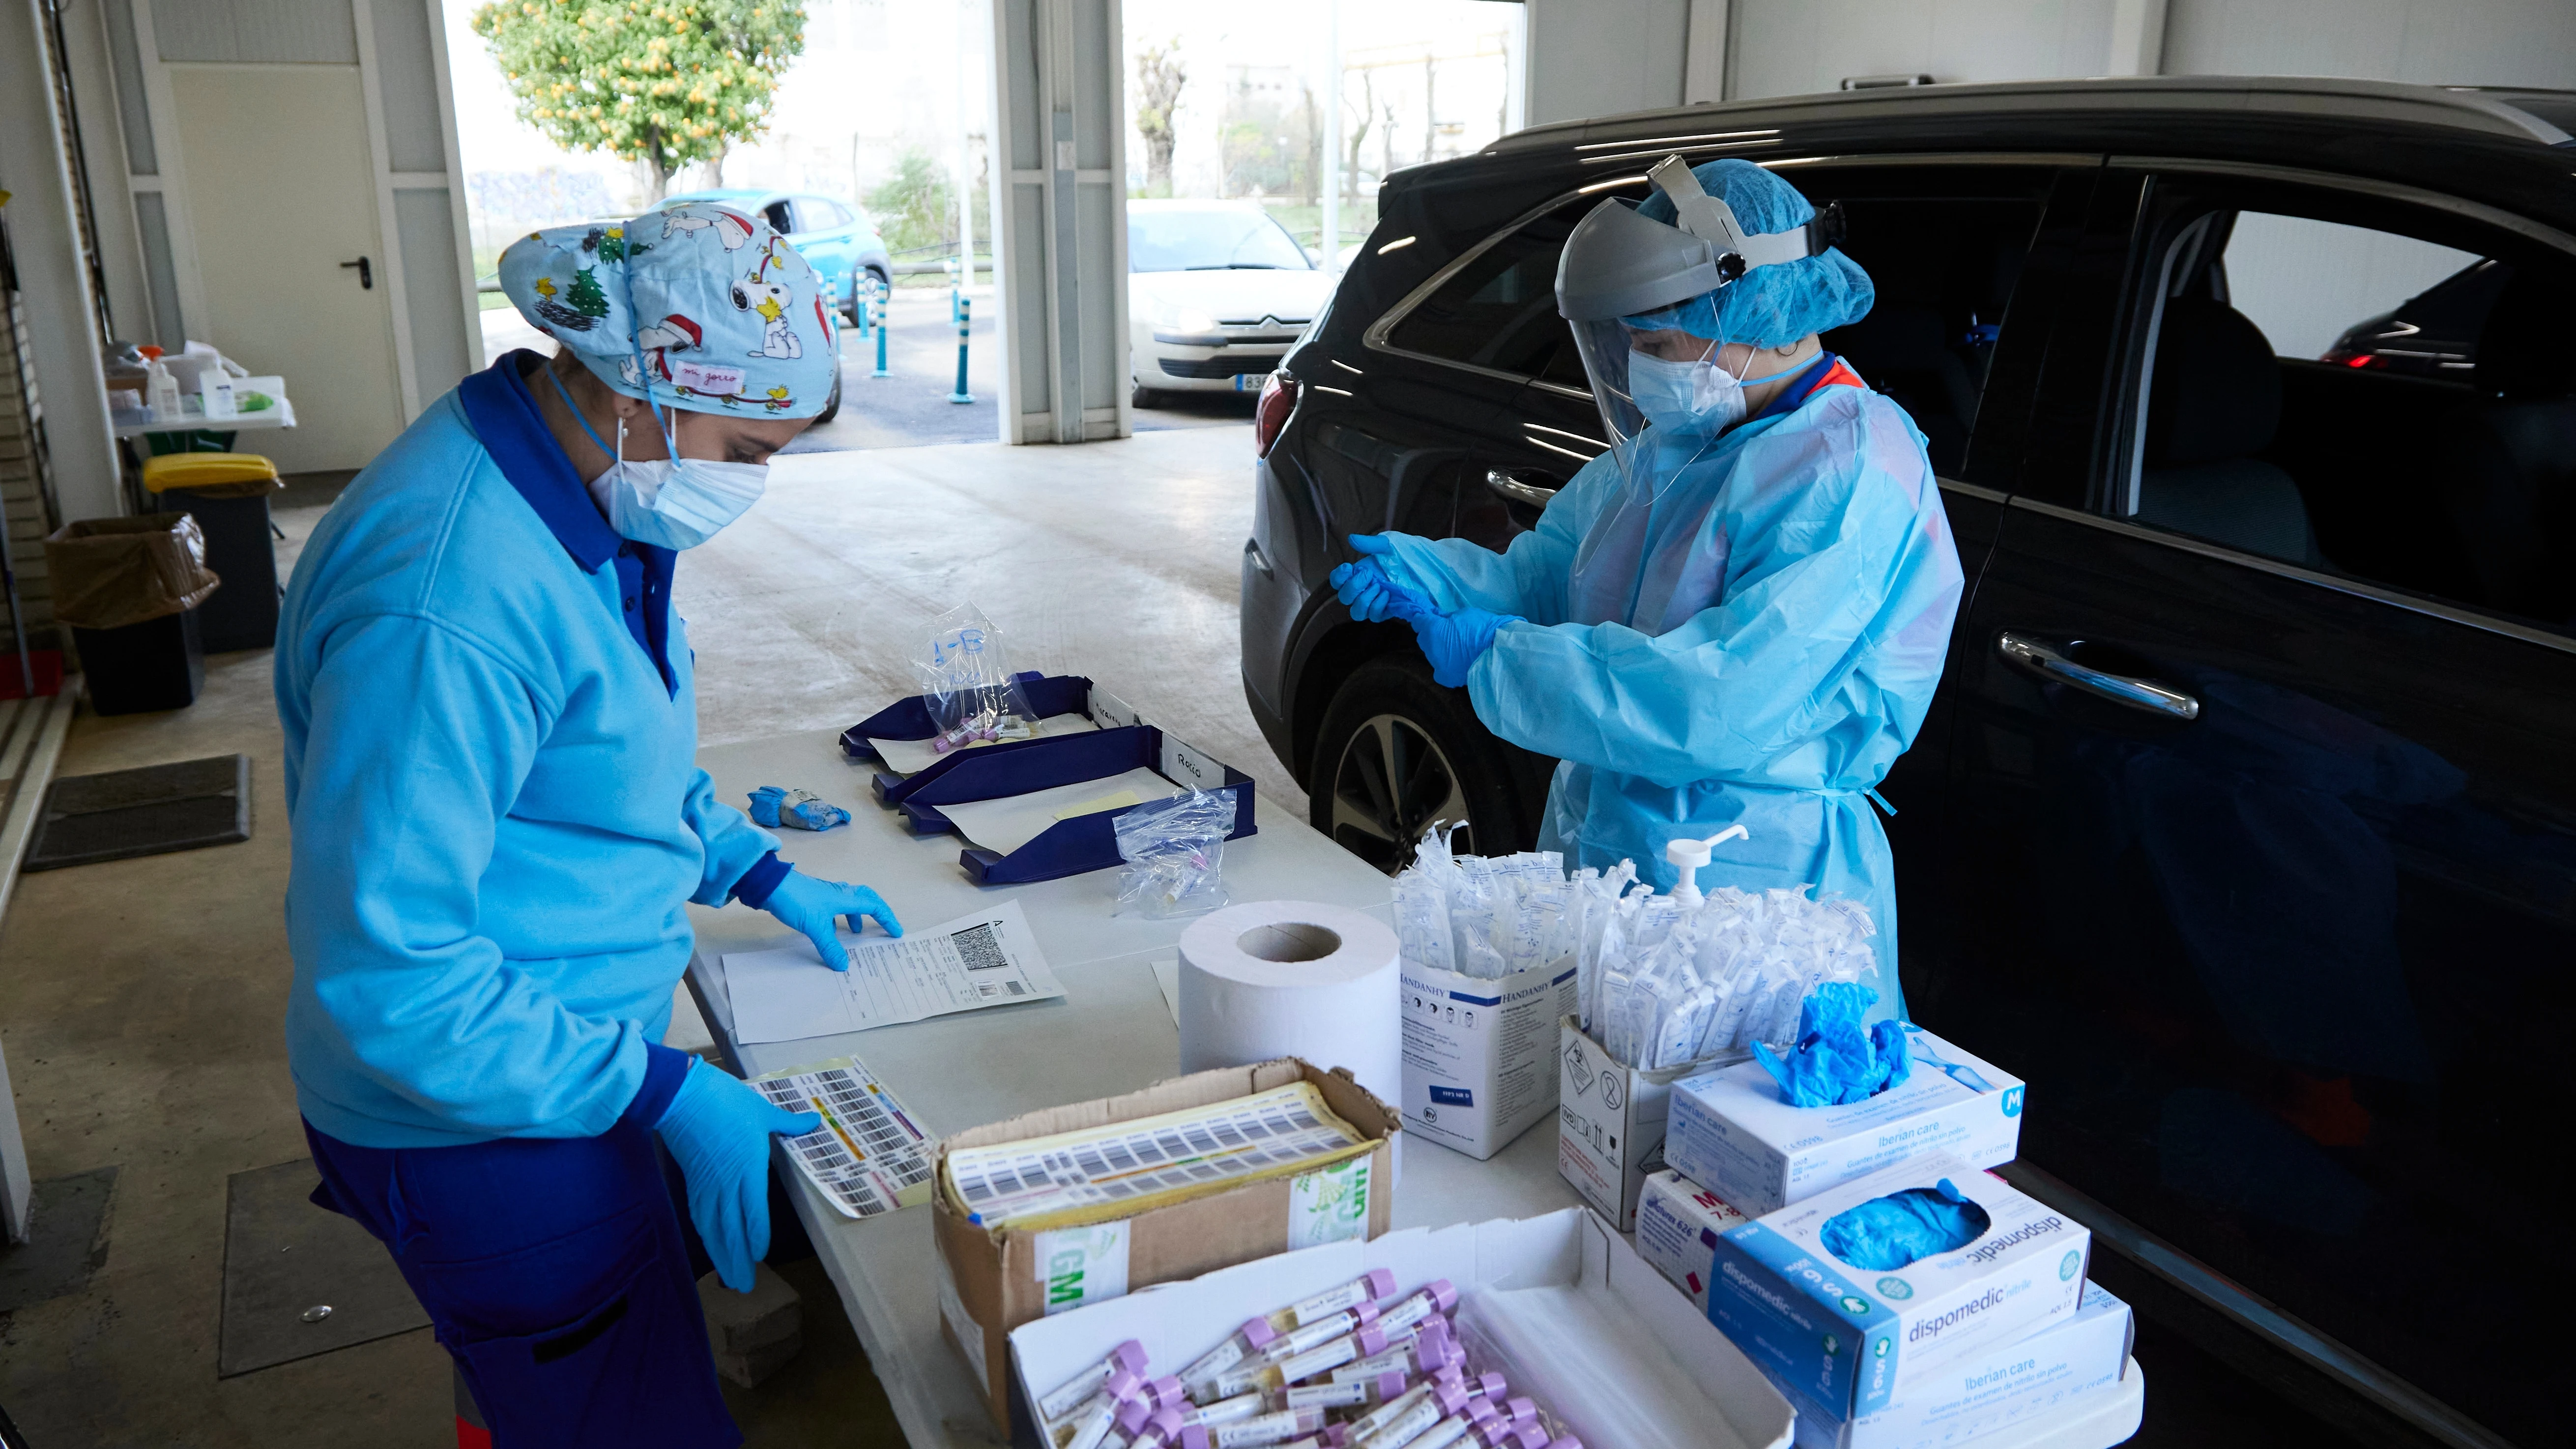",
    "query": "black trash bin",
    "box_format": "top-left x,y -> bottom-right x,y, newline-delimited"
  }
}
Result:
72,607 -> 205,714
43,514 -> 223,716
141,453 -> 281,652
